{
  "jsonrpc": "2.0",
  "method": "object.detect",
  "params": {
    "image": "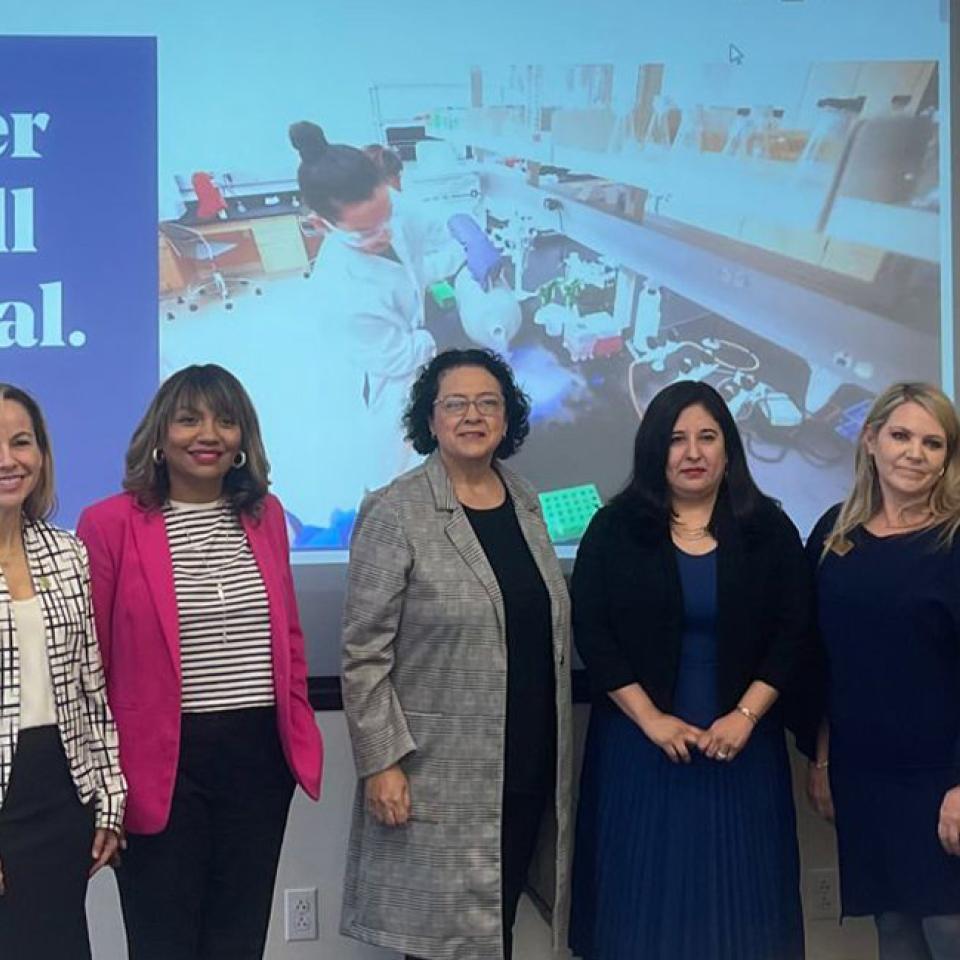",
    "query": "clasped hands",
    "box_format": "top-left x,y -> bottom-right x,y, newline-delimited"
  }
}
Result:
363,709 -> 758,831
641,709 -> 755,764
